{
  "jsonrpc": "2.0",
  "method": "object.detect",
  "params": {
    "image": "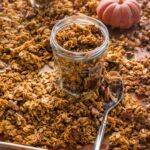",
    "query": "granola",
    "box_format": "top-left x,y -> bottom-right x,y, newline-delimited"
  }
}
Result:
54,23 -> 106,94
56,24 -> 104,52
0,0 -> 149,150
